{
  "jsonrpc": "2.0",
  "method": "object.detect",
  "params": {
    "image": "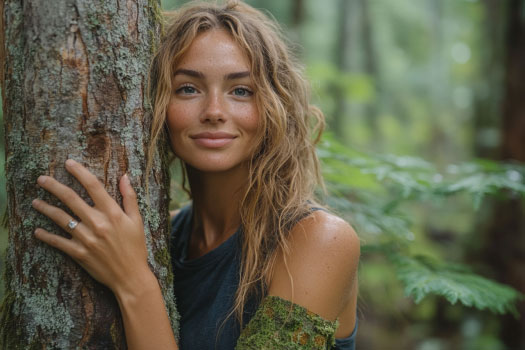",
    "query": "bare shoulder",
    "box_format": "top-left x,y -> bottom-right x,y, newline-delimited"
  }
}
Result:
268,209 -> 360,321
292,210 -> 360,265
